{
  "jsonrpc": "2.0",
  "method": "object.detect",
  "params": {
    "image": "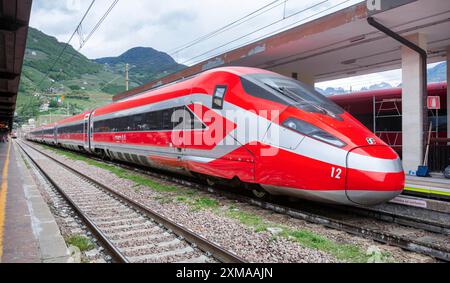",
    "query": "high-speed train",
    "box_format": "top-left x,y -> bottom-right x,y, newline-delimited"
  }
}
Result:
28,67 -> 405,206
